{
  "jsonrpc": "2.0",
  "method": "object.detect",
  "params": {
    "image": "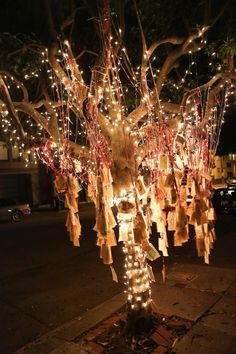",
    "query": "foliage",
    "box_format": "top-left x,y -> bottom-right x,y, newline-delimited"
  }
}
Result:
0,32 -> 43,77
